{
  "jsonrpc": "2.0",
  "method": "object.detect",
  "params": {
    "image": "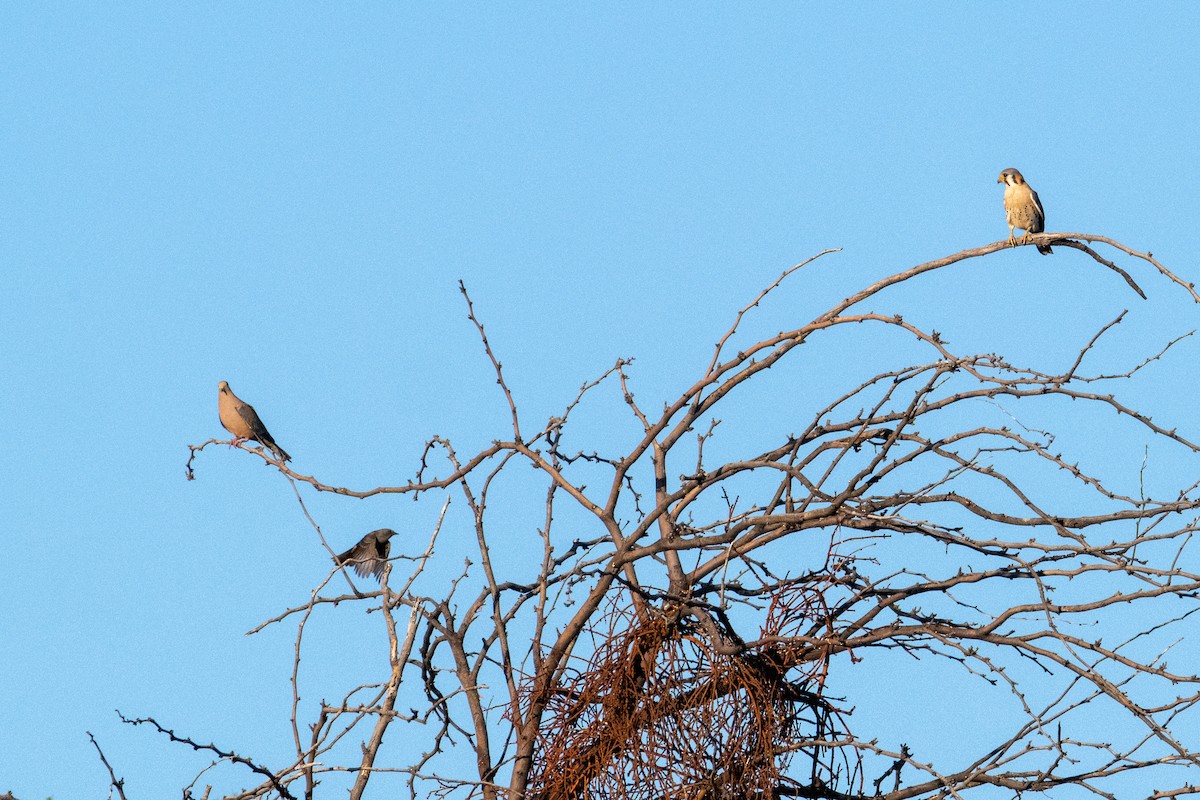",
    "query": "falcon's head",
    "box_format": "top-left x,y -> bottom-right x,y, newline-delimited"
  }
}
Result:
998,168 -> 1027,186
